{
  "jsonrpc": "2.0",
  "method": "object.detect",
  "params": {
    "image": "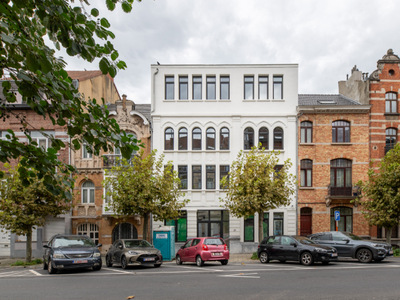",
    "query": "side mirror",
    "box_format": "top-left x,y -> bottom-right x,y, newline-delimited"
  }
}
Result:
43,245 -> 50,249
290,242 -> 297,247
342,238 -> 350,243
97,244 -> 102,248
